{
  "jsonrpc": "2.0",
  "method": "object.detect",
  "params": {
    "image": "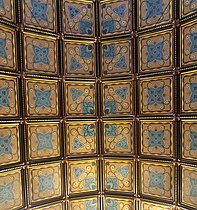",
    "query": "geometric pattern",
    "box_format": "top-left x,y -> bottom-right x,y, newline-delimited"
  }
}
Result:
29,162 -> 62,203
138,0 -> 173,29
0,0 -> 196,210
23,0 -> 56,32
139,30 -> 173,73
141,161 -> 174,200
100,0 -> 132,36
182,165 -> 197,209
